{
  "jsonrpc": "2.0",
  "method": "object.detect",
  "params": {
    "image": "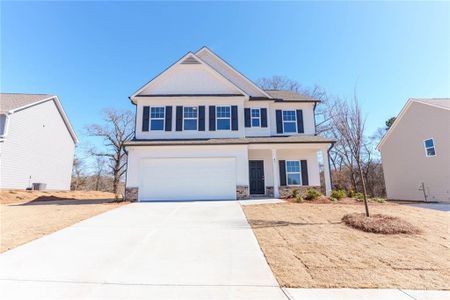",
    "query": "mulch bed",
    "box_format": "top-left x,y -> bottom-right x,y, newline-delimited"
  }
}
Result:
342,213 -> 421,234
